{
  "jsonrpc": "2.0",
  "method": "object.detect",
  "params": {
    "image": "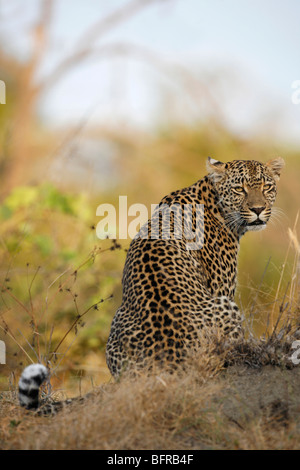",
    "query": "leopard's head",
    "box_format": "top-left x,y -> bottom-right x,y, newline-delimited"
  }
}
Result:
206,157 -> 285,236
